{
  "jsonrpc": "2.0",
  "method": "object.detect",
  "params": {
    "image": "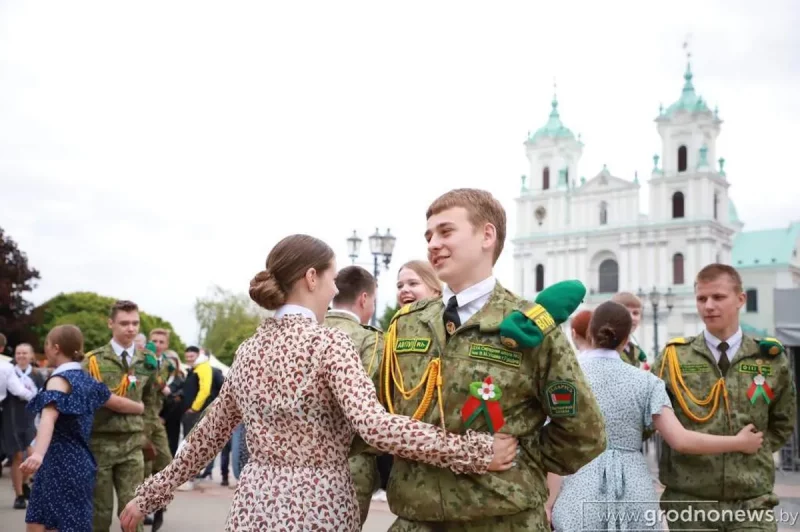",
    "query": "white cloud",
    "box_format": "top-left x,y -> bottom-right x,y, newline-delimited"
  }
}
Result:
1,0 -> 798,344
